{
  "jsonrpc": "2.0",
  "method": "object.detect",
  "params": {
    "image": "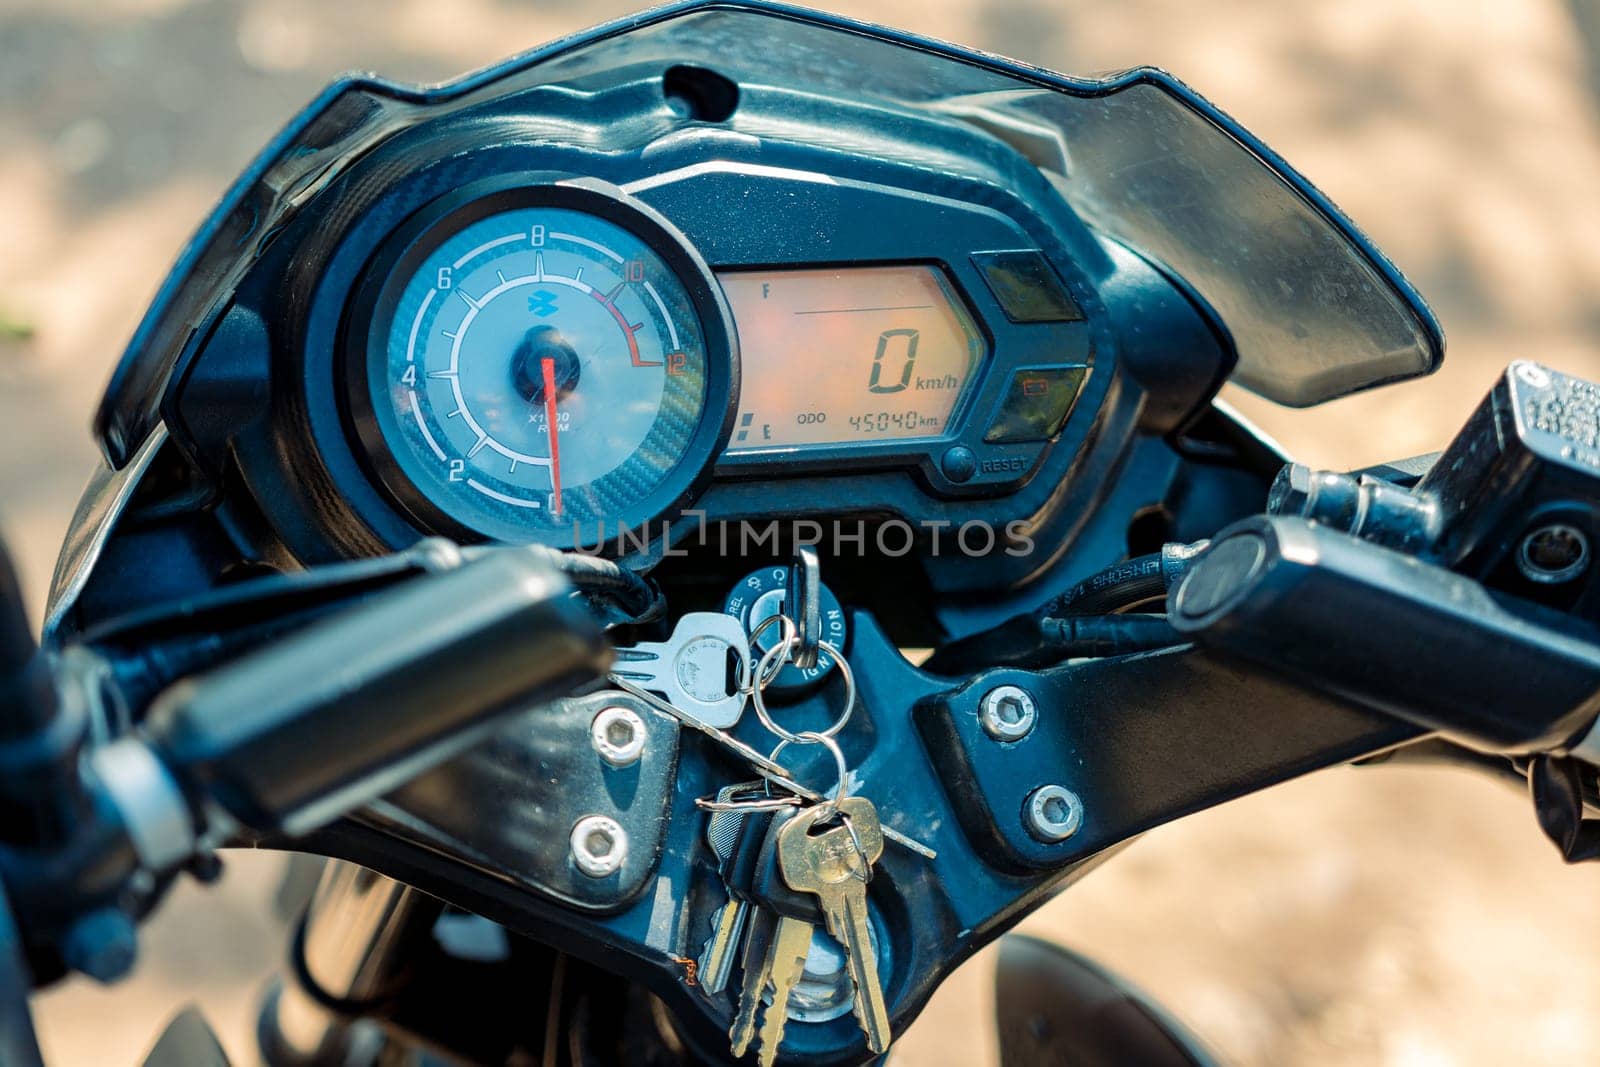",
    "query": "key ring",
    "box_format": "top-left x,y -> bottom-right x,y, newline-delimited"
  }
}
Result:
737,613 -> 797,694
750,639 -> 856,743
835,810 -> 873,884
764,731 -> 851,819
694,793 -> 802,813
